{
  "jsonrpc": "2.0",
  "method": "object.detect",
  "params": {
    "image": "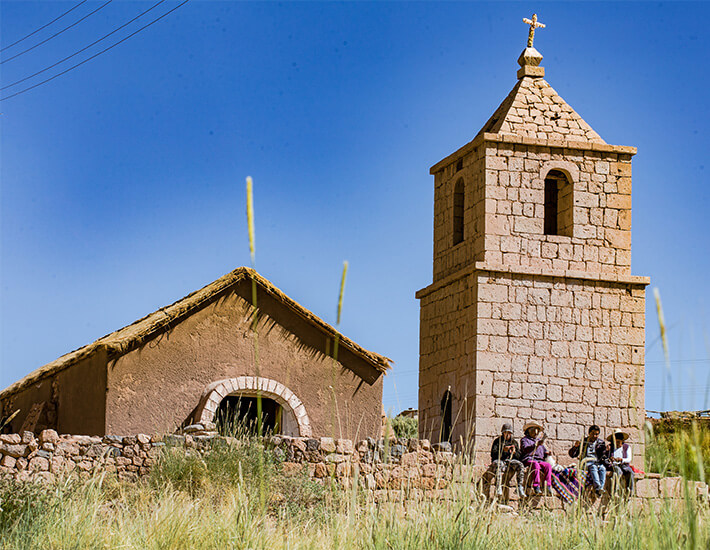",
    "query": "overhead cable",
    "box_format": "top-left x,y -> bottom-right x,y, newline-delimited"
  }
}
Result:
1,0 -> 191,102
2,0 -> 166,91
1,1 -> 88,53
1,1 -> 113,65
